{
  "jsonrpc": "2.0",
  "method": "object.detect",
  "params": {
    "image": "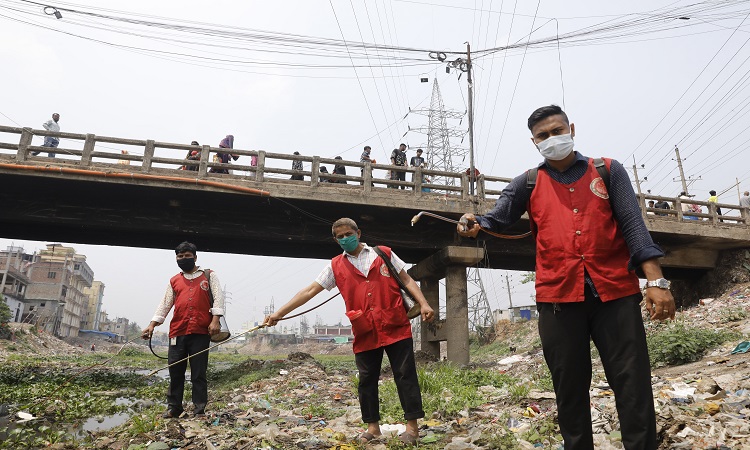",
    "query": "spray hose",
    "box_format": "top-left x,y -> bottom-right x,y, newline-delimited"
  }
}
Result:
411,211 -> 532,239
146,292 -> 341,374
